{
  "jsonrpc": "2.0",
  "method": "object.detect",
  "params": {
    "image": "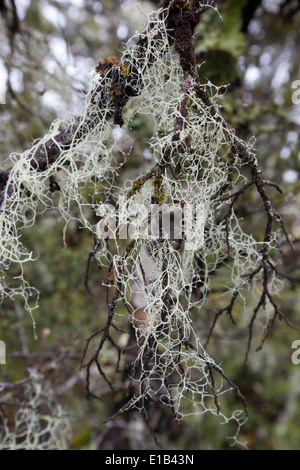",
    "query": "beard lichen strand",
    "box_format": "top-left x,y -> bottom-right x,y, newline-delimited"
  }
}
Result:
0,368 -> 71,450
0,2 -> 287,439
